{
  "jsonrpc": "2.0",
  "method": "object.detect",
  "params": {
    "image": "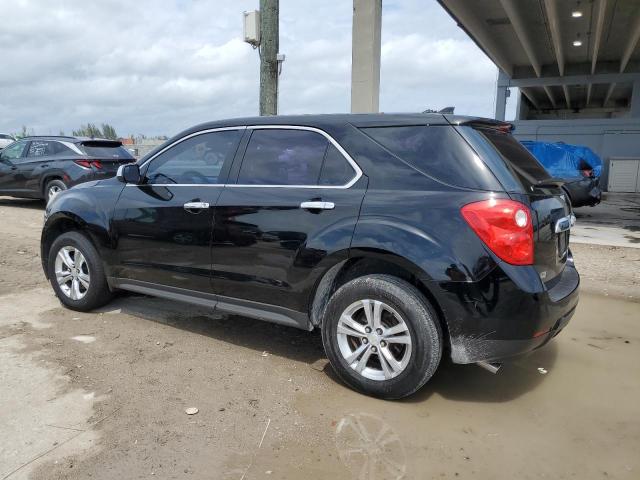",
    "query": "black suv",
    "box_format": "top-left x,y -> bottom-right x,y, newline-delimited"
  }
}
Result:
0,136 -> 134,202
41,114 -> 579,399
